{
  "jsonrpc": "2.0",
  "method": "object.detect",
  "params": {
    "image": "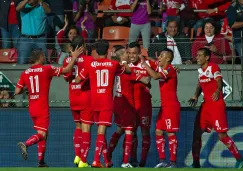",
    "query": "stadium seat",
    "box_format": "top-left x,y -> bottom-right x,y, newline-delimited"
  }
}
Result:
102,26 -> 130,48
0,48 -> 17,63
